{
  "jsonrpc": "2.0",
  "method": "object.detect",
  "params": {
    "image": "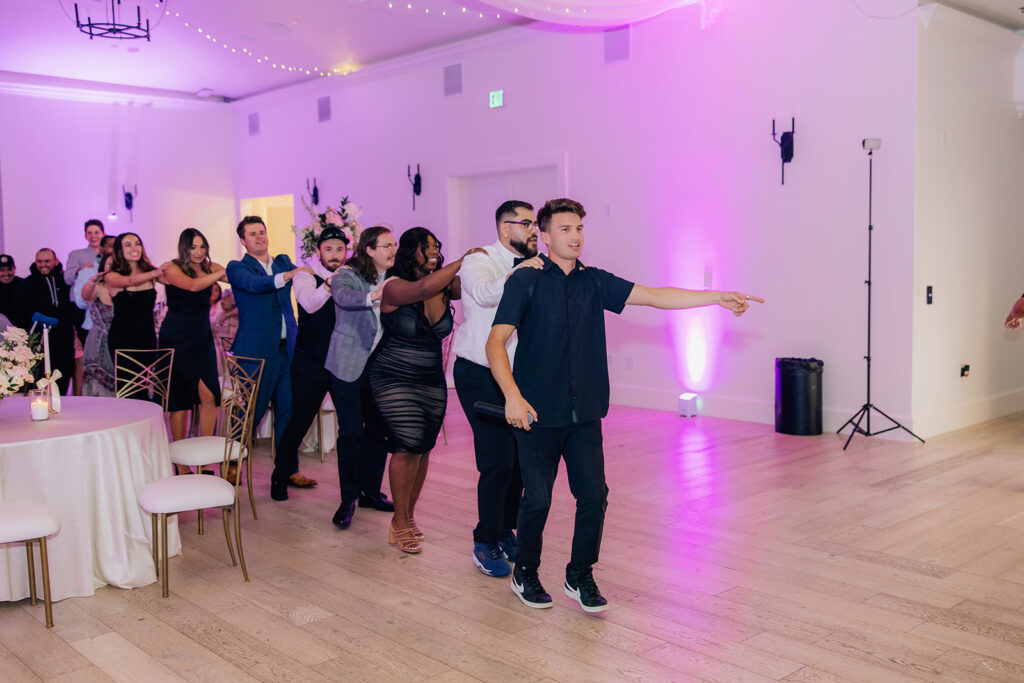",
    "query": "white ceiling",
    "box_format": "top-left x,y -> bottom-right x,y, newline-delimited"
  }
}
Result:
939,0 -> 1024,30
0,0 -> 530,100
0,1 -> 1019,102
